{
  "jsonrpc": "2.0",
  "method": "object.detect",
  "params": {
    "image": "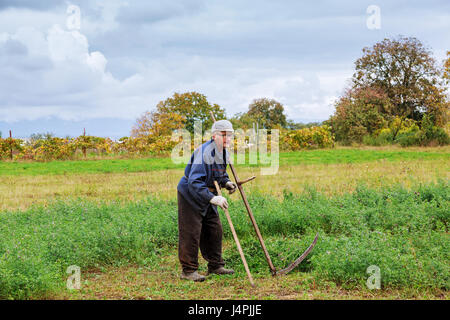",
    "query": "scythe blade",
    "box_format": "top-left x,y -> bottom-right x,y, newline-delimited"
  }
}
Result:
276,233 -> 319,276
